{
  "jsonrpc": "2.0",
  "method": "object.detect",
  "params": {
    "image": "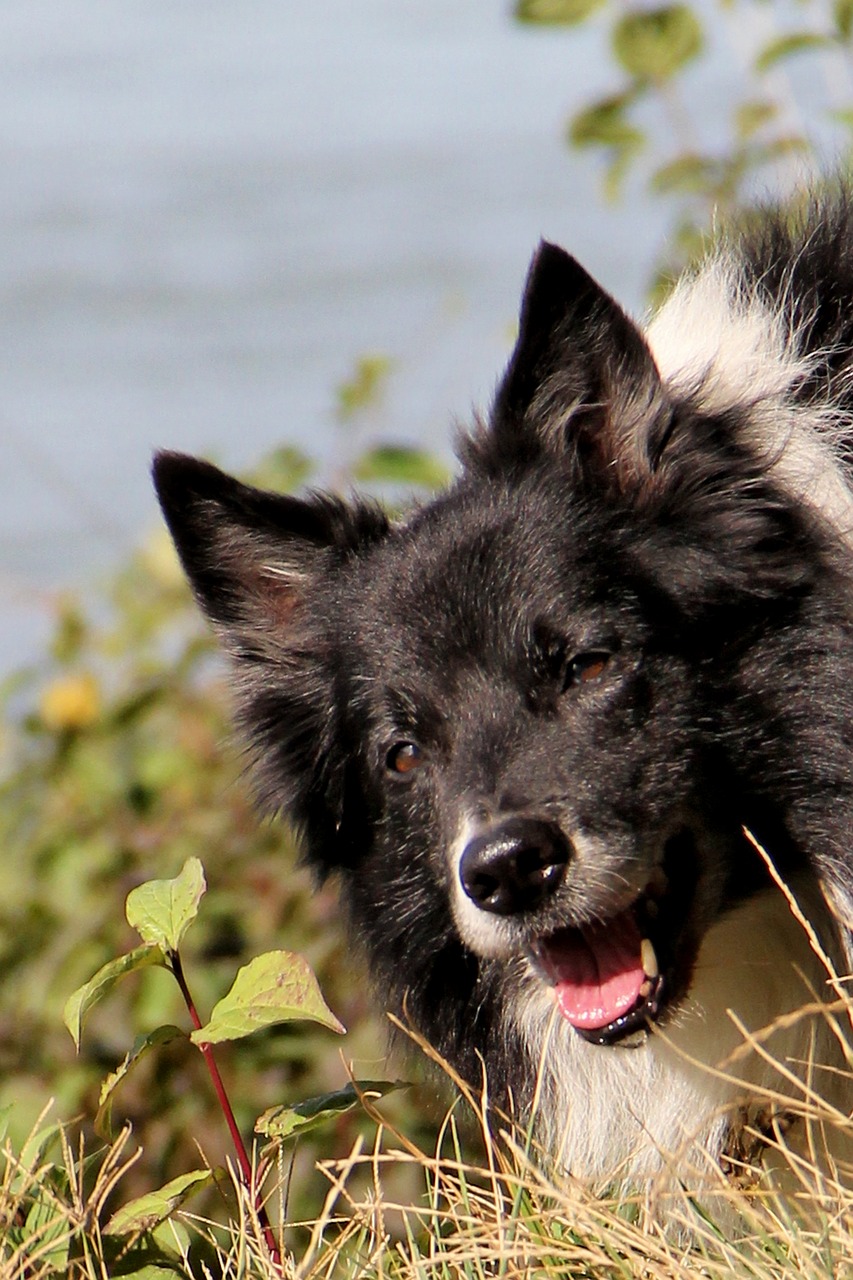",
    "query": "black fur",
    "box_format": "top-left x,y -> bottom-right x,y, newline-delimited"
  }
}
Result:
154,194 -> 853,1182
